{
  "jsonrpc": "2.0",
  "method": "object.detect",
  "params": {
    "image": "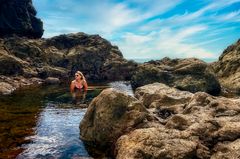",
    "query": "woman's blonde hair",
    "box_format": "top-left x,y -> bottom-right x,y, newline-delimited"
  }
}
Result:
76,71 -> 86,81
